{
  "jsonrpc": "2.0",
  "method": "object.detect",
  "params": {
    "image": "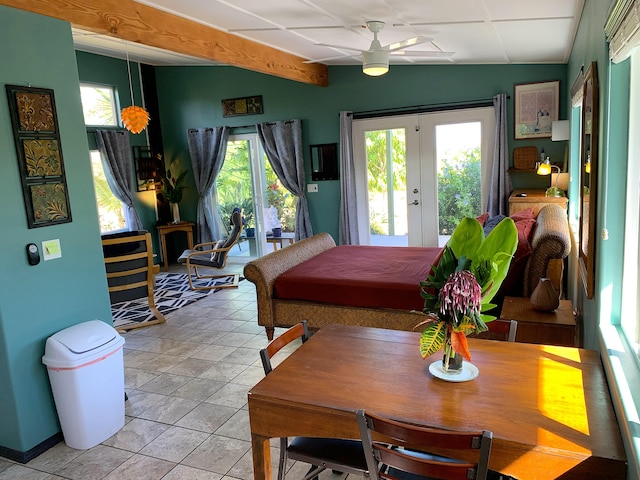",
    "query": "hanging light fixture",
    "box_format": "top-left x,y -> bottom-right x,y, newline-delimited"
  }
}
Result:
120,43 -> 150,134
